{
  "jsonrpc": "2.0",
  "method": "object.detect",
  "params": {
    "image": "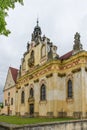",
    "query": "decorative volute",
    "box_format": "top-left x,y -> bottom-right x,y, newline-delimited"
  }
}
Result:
19,21 -> 59,76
